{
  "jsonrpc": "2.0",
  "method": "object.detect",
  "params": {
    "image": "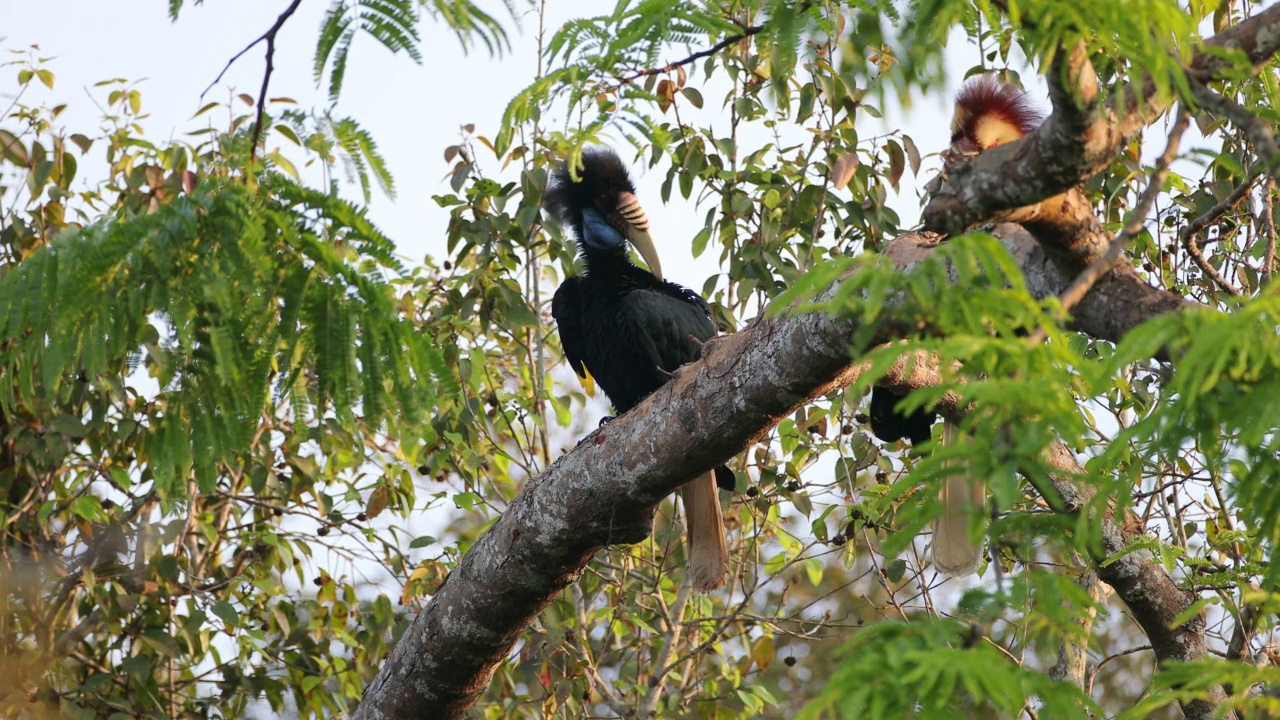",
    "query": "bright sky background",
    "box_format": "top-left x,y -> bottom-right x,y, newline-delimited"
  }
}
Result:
1,0 -> 1004,293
